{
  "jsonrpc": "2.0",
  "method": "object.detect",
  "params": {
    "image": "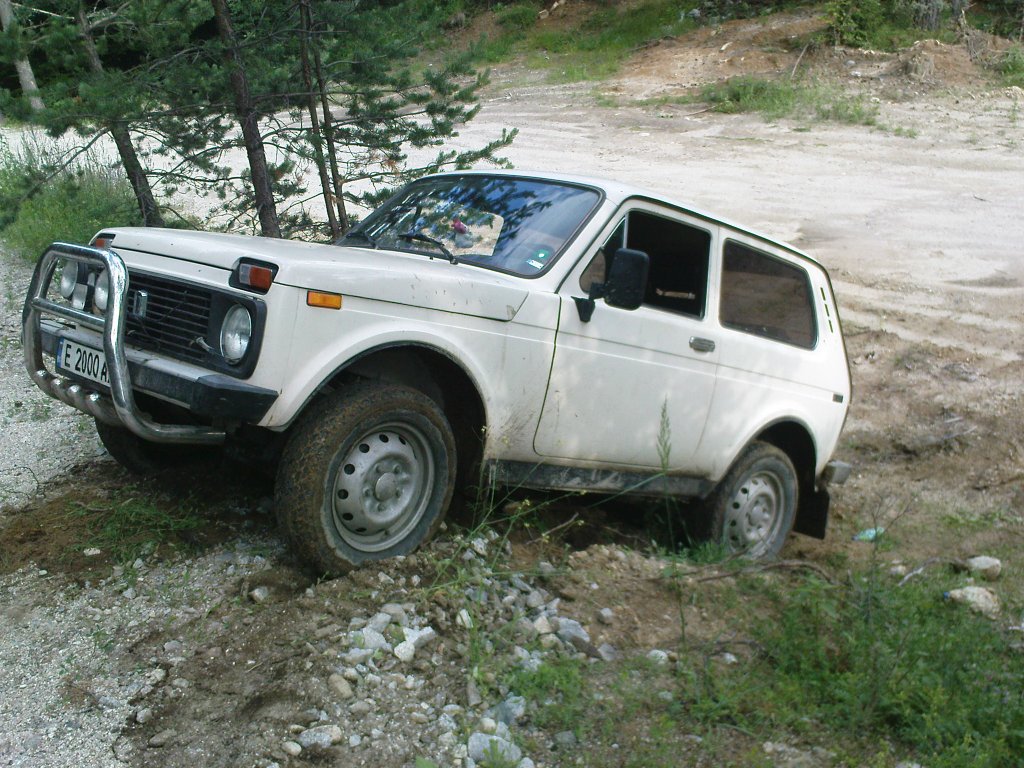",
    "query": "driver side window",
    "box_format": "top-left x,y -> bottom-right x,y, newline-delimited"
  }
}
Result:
578,211 -> 711,319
